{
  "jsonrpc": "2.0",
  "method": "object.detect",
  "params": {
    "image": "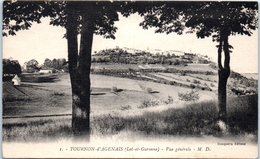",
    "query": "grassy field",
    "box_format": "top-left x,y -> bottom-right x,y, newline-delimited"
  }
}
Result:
3,73 -> 217,117
3,63 -> 258,142
3,95 -> 257,142
91,63 -> 218,73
